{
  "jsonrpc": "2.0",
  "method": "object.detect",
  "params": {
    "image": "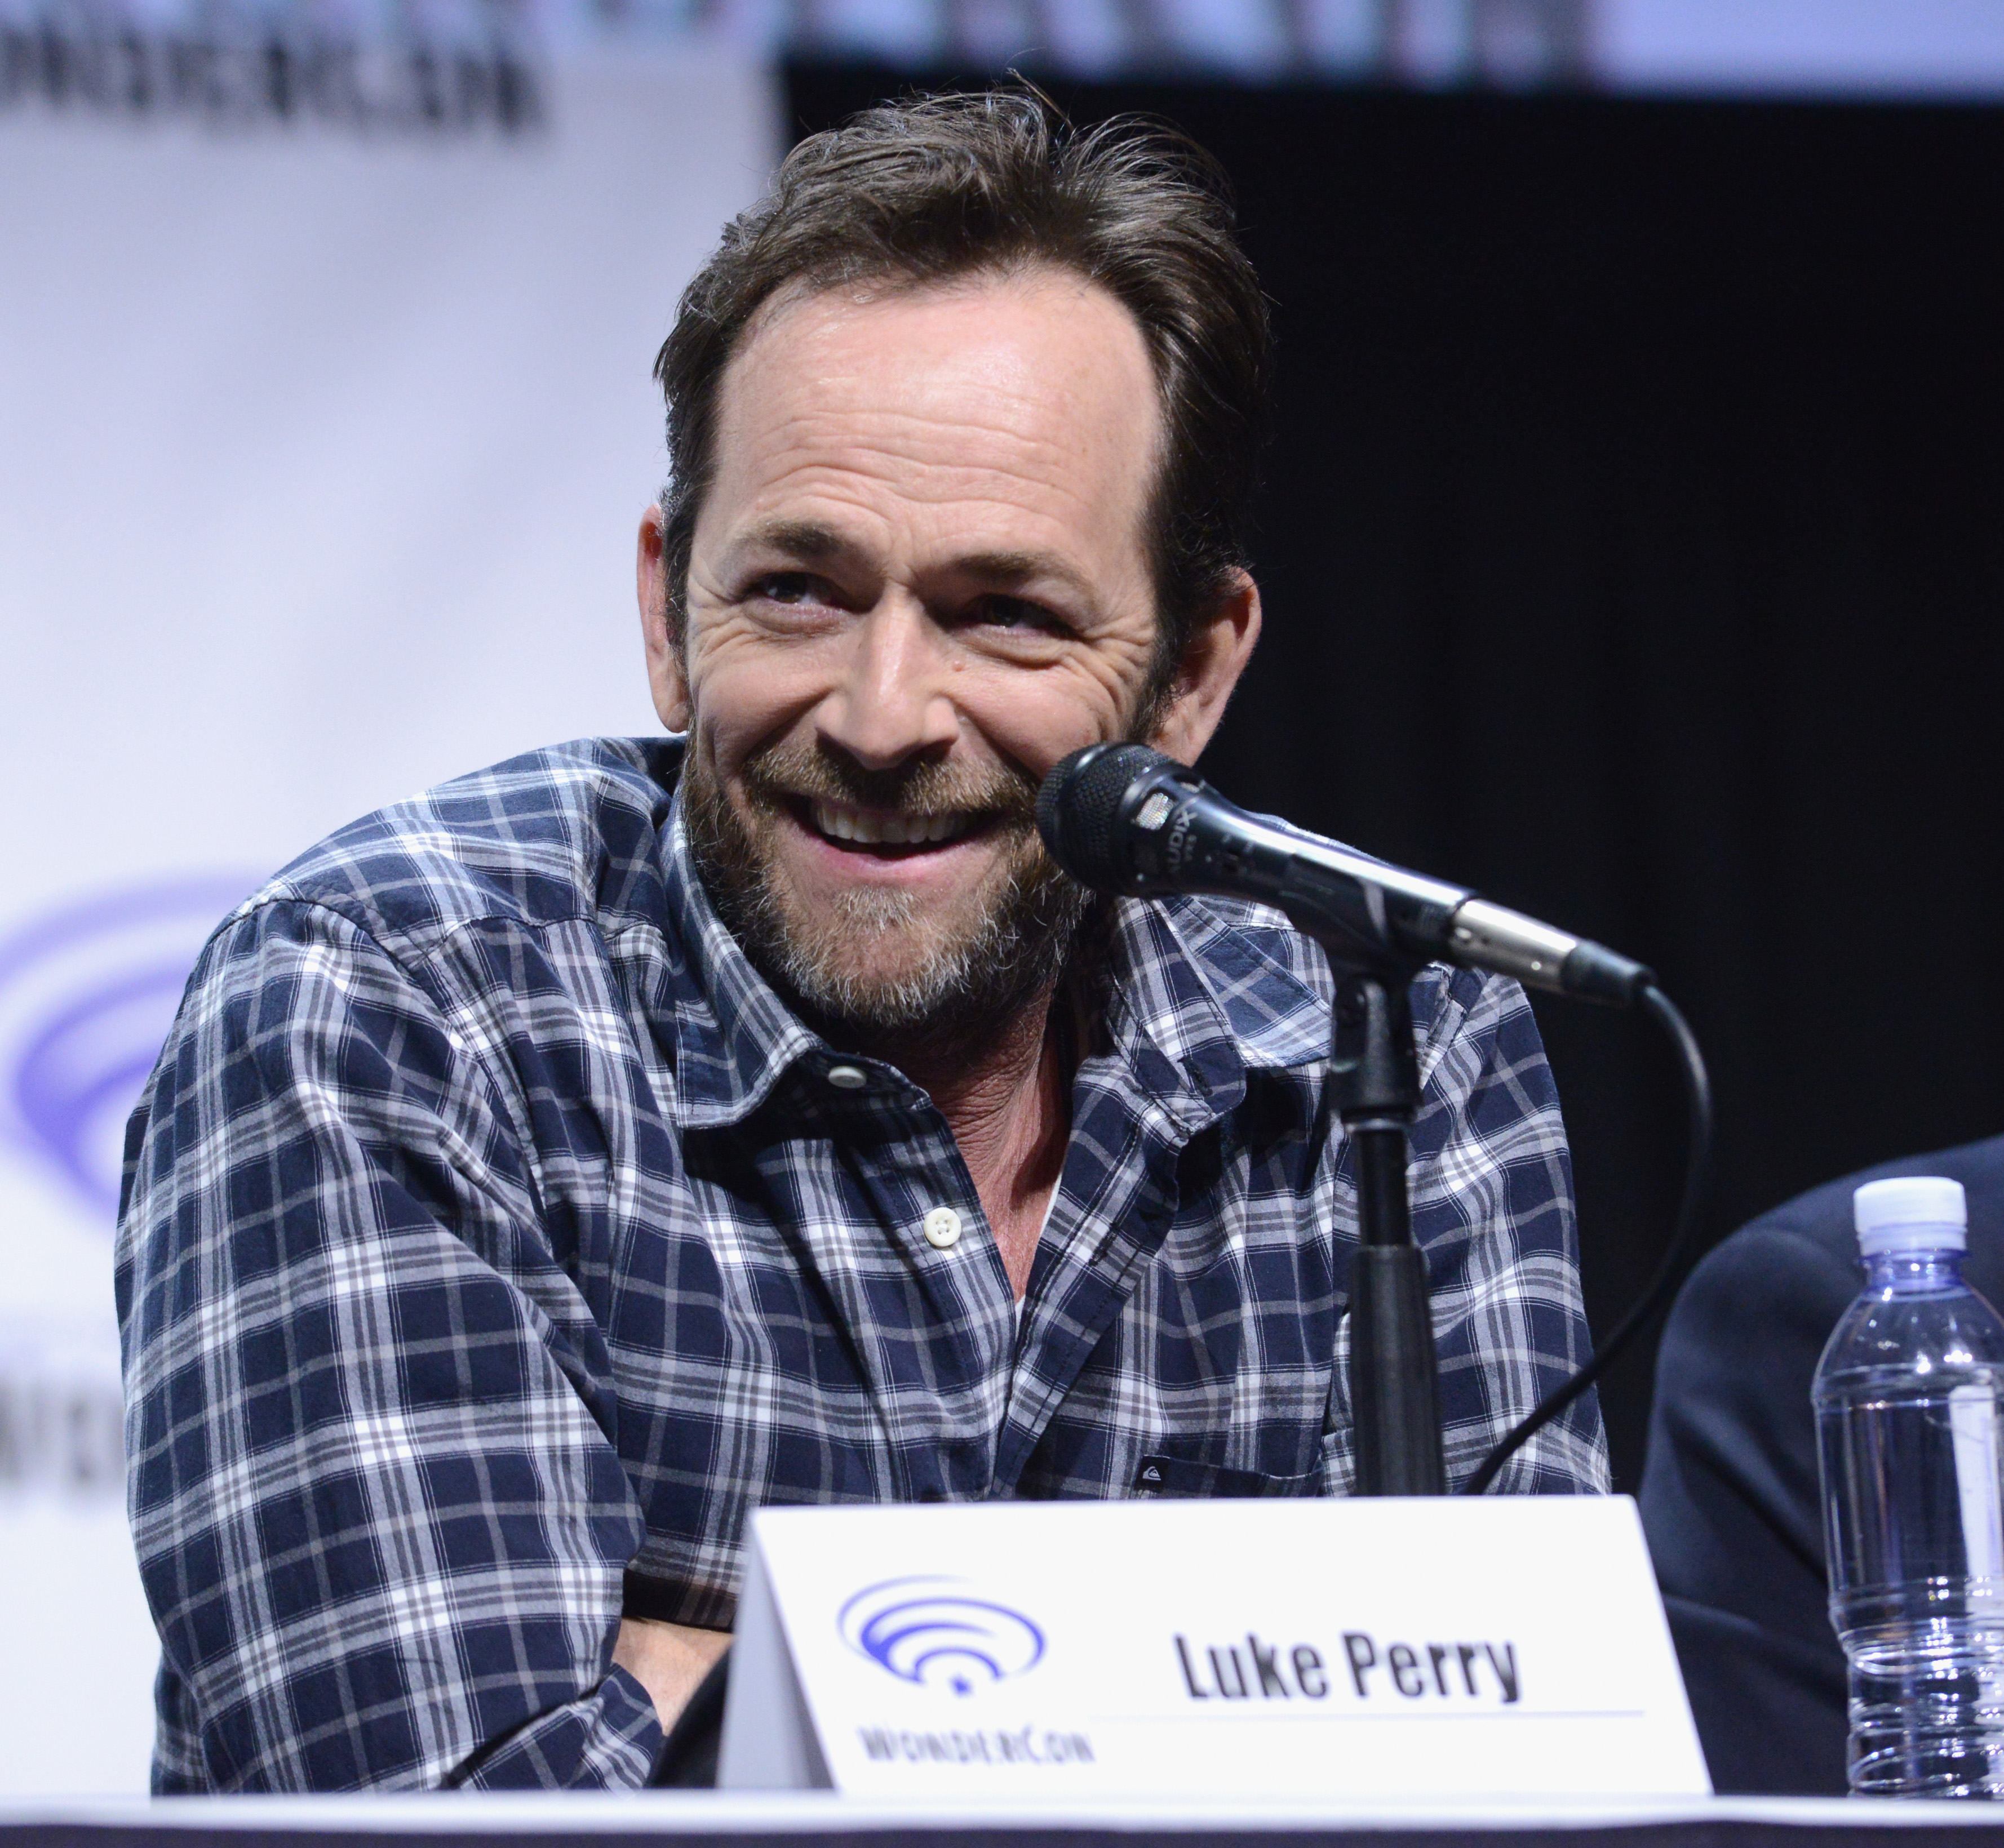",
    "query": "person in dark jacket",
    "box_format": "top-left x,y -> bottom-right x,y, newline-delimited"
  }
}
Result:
1639,1134 -> 2004,1794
